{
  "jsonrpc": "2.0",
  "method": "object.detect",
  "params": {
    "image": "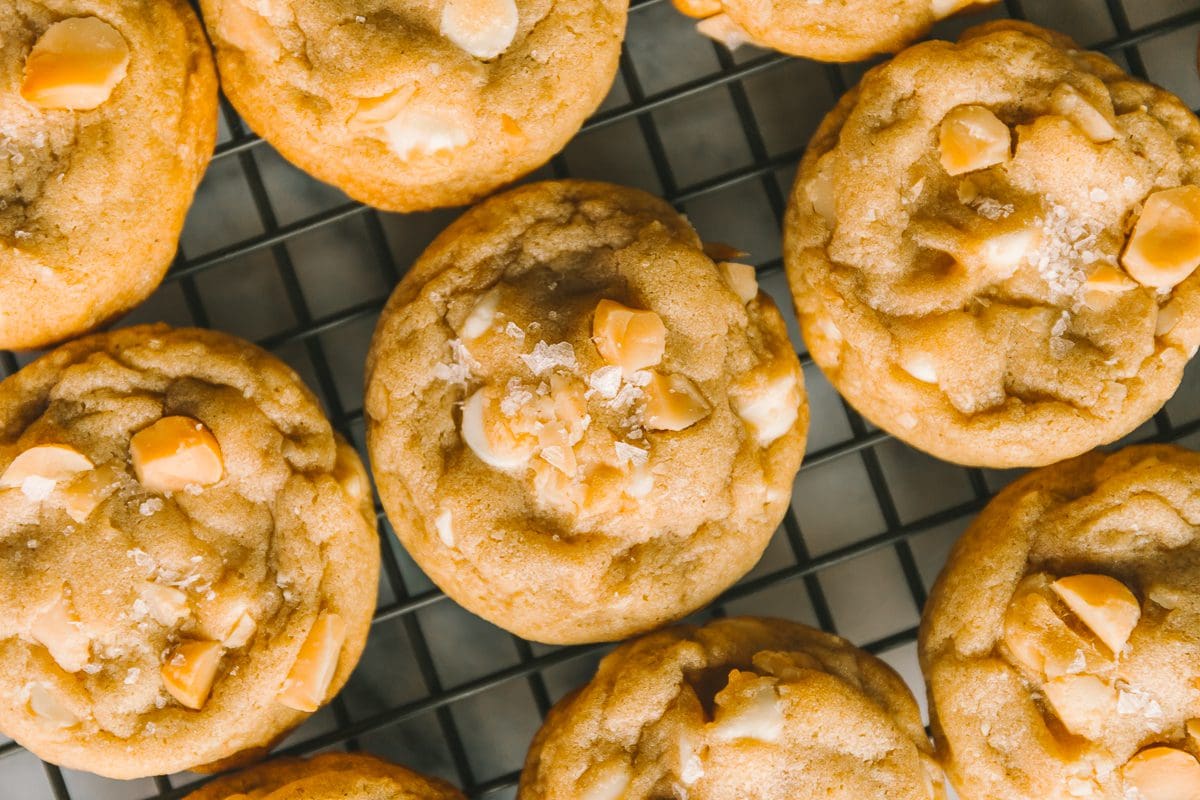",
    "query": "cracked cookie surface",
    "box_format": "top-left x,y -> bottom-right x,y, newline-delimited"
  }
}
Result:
784,21 -> 1200,468
365,180 -> 806,644
0,325 -> 379,779
921,445 -> 1200,800
519,616 -> 945,800
183,752 -> 465,800
674,0 -> 998,62
198,0 -> 625,212
0,0 -> 217,350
